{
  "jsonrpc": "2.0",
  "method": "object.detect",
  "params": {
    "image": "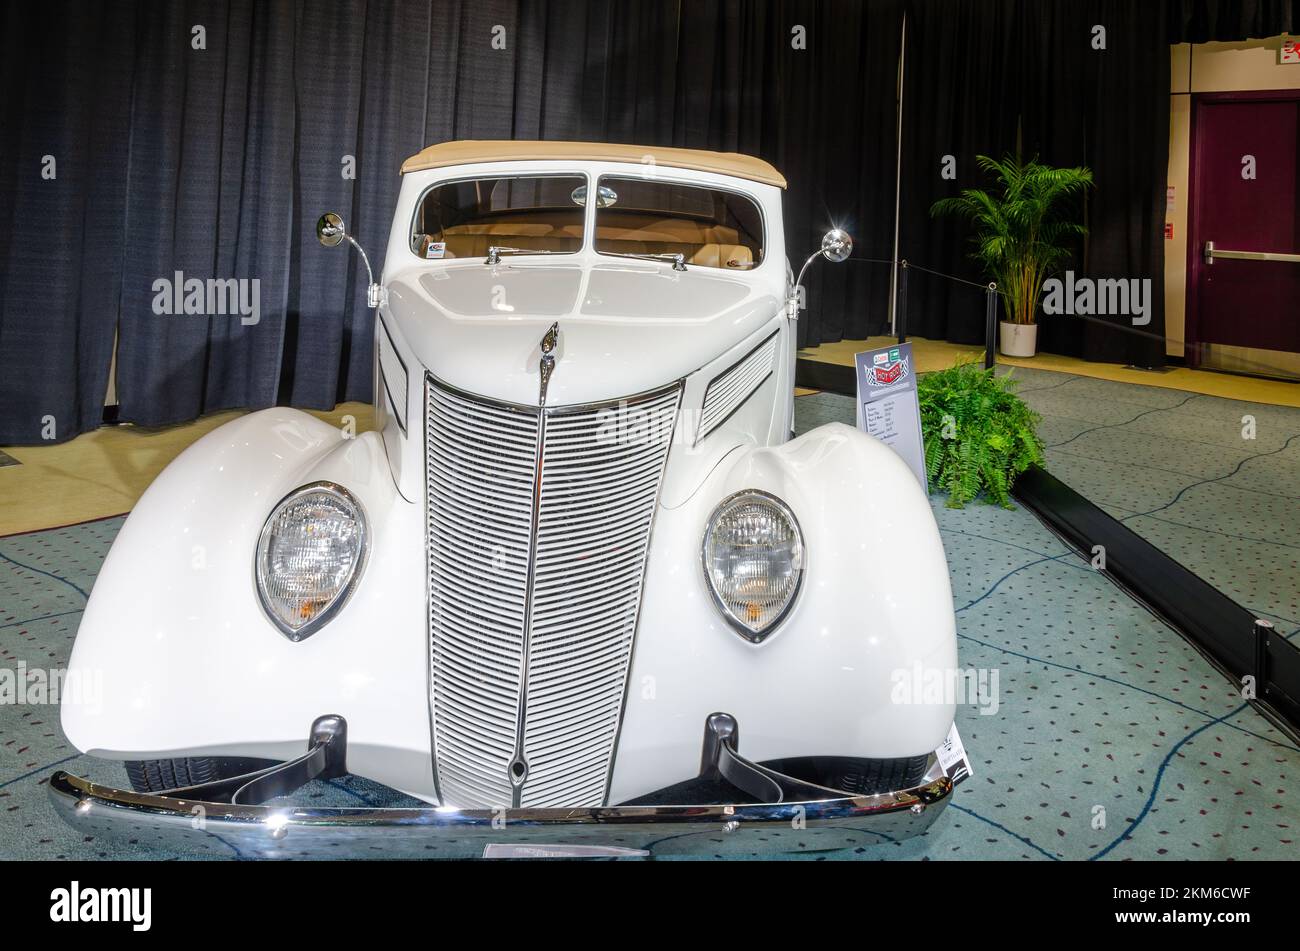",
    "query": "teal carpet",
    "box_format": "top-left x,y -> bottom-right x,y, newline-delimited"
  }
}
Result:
2,394 -> 1297,859
1009,365 -> 1300,641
